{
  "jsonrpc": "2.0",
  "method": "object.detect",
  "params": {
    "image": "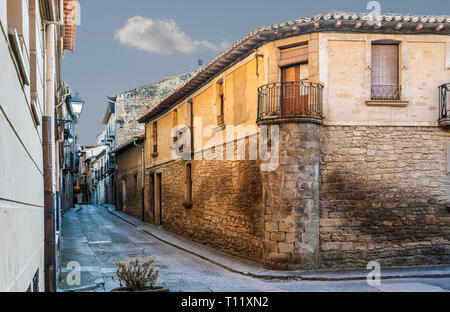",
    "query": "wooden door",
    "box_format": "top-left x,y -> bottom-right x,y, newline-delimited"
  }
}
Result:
281,63 -> 309,116
149,173 -> 155,222
154,173 -> 162,225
